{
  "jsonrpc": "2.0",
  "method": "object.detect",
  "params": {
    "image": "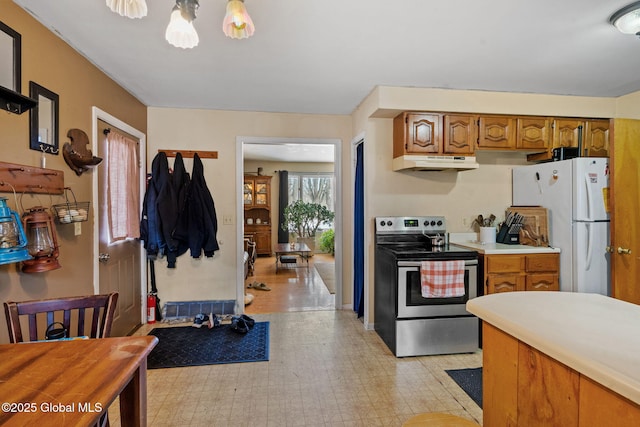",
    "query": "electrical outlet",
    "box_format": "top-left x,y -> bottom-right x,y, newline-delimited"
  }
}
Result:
223,215 -> 233,225
74,222 -> 82,236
